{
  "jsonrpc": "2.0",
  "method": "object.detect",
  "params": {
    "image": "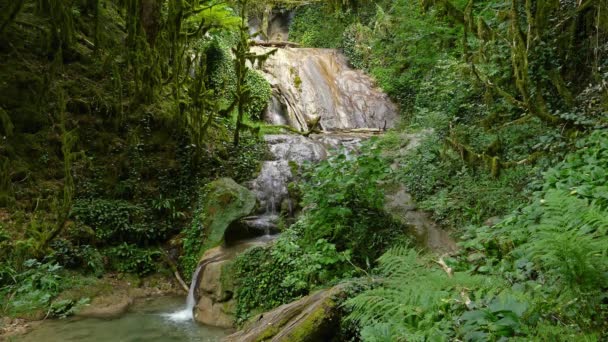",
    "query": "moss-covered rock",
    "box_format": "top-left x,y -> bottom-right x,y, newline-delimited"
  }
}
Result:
223,284 -> 346,342
200,178 -> 256,250
194,239 -> 270,328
